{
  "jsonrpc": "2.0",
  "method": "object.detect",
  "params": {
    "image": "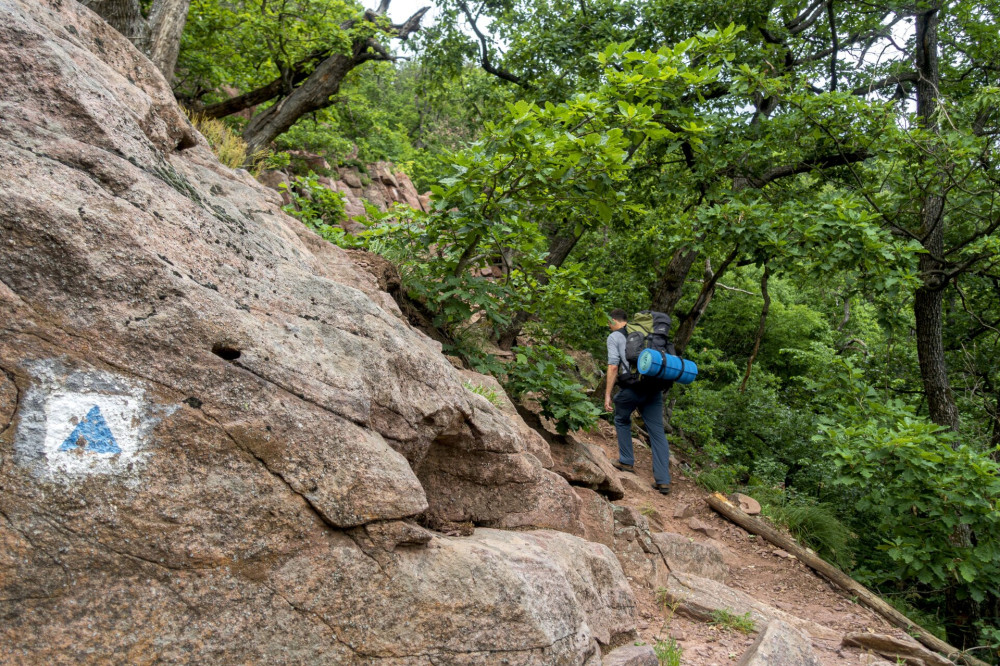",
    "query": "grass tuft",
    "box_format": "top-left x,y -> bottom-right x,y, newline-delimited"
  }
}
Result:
185,111 -> 268,172
708,608 -> 756,634
768,501 -> 853,570
462,381 -> 505,408
653,637 -> 682,666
